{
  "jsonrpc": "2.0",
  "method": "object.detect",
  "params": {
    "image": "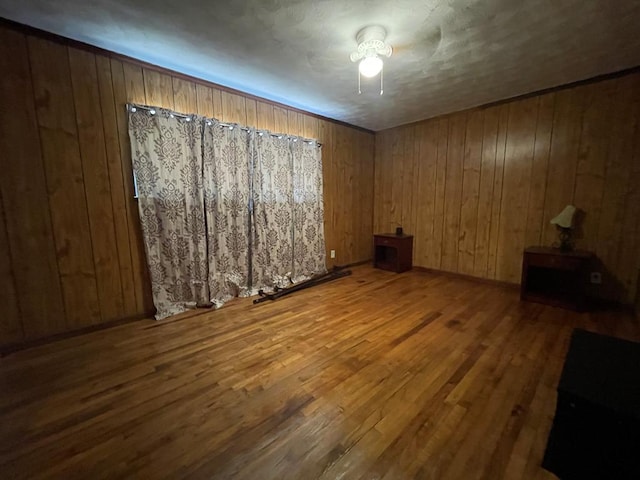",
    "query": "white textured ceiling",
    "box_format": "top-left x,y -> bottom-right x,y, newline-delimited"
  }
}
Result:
1,0 -> 640,131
